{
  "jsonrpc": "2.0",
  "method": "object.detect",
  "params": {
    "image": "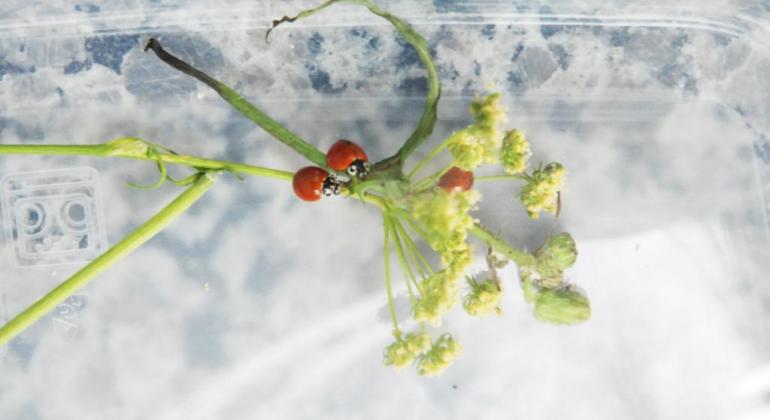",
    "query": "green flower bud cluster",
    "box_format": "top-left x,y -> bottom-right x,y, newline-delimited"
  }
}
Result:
463,275 -> 503,317
515,233 -> 588,324
384,332 -> 432,369
520,233 -> 578,290
520,162 -> 565,219
447,94 -> 506,171
535,232 -> 577,280
500,129 -> 531,175
416,334 -> 463,376
533,287 -> 591,325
